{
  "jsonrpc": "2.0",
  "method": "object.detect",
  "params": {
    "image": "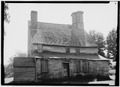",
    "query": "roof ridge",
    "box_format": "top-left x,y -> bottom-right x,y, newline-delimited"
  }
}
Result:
38,21 -> 72,26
